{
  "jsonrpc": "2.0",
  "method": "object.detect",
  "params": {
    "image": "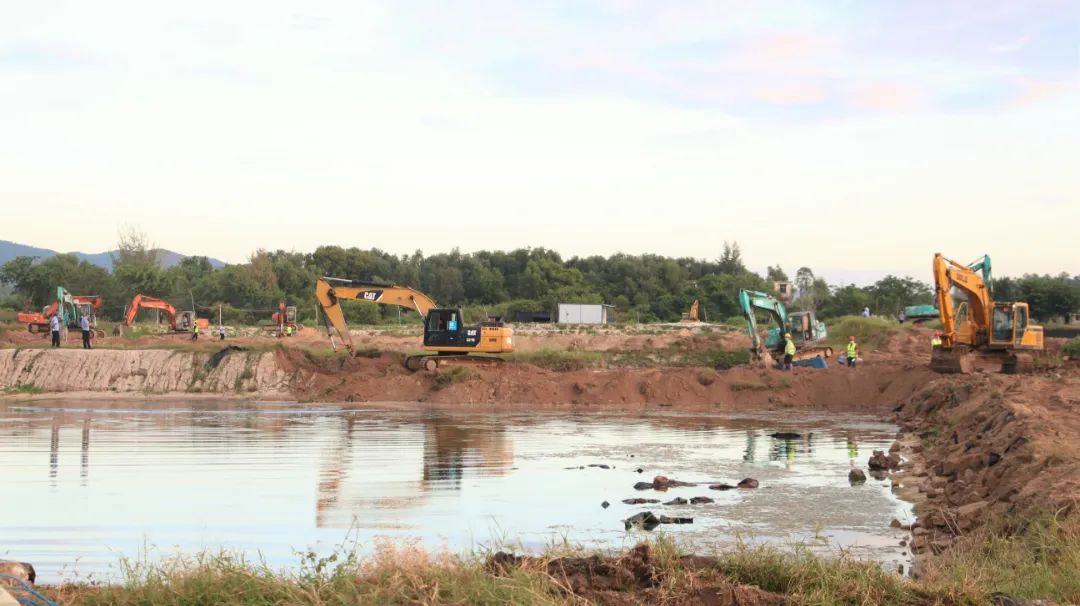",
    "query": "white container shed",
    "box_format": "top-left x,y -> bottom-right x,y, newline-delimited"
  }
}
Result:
557,303 -> 615,325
